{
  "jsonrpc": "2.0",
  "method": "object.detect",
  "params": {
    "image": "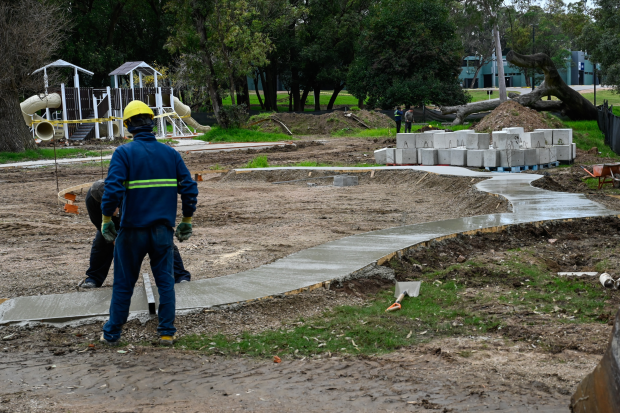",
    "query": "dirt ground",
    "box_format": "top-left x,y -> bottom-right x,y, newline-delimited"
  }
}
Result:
0,135 -> 617,412
474,100 -> 565,133
0,137 -> 508,299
